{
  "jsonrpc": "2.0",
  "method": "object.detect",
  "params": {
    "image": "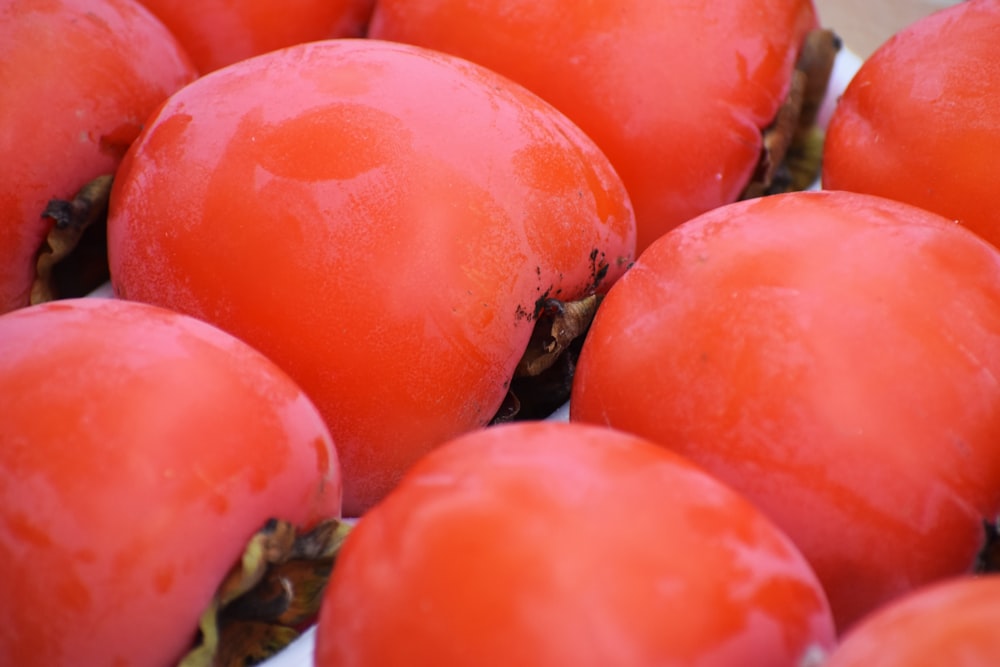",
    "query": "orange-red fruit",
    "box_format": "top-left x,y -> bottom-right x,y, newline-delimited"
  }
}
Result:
571,190 -> 1000,631
315,421 -> 835,667
822,576 -> 1000,667
0,0 -> 197,314
106,39 -> 636,516
135,0 -> 376,73
823,0 -> 1000,249
369,0 -> 819,253
0,298 -> 340,667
